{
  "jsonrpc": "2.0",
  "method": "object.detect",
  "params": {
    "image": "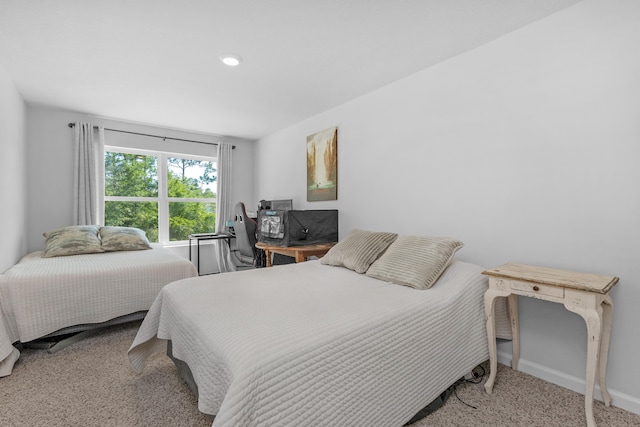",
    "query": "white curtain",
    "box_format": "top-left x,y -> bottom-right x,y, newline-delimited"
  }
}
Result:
73,122 -> 105,225
215,142 -> 236,272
